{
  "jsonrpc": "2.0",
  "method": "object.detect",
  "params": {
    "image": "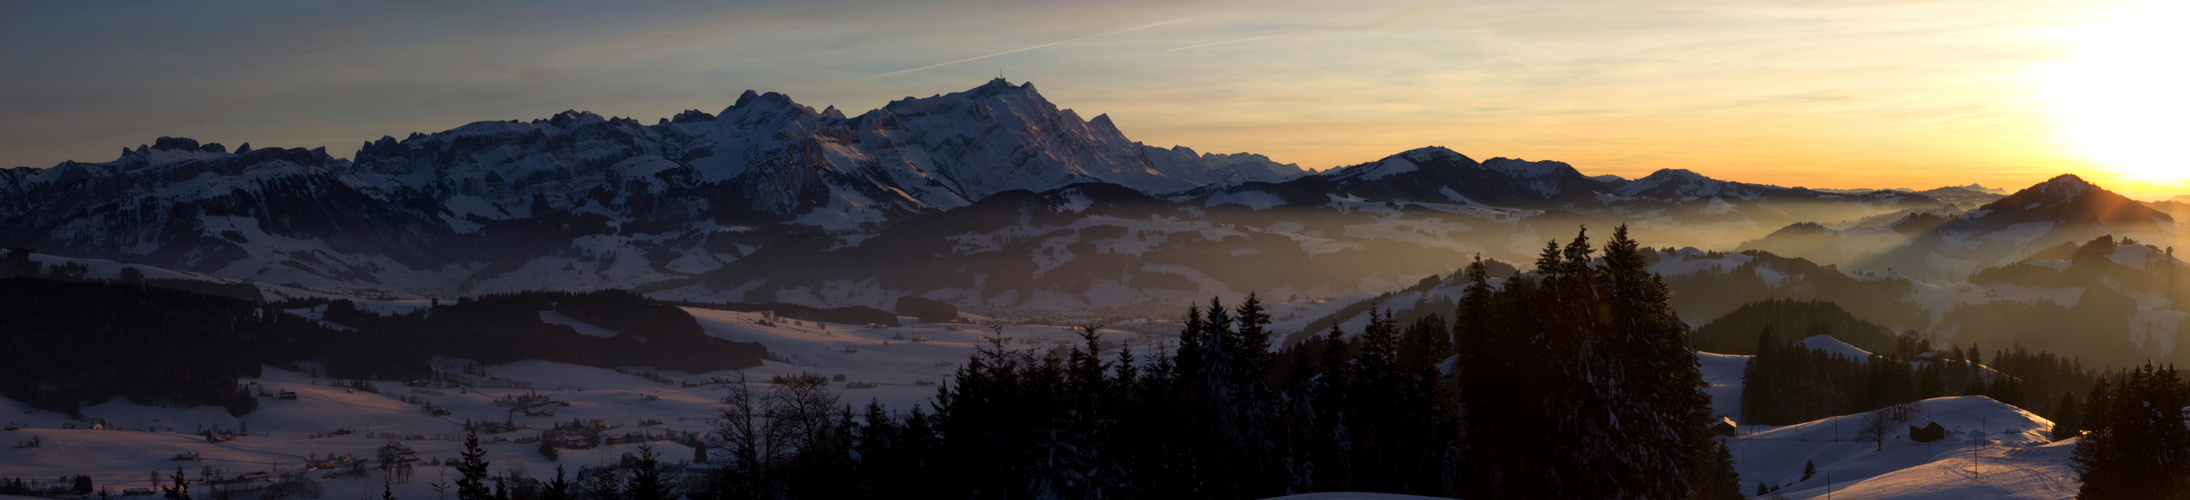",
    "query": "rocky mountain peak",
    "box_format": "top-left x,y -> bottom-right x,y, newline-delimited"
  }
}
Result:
151,137 -> 203,151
